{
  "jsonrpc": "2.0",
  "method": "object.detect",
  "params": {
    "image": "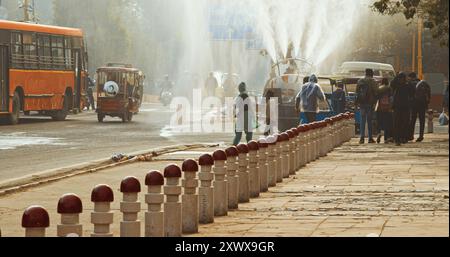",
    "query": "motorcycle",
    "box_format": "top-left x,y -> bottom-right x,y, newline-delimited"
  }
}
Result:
160,90 -> 173,106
